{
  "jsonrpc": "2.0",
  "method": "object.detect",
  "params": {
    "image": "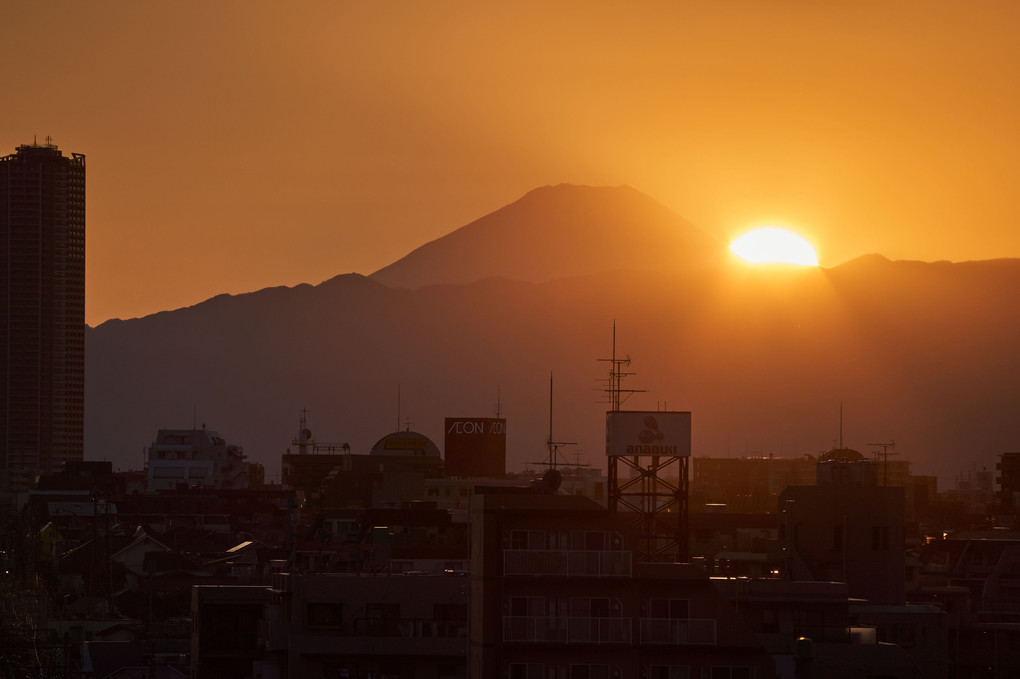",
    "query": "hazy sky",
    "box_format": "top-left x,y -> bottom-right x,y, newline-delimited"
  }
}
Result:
5,1 -> 1020,325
